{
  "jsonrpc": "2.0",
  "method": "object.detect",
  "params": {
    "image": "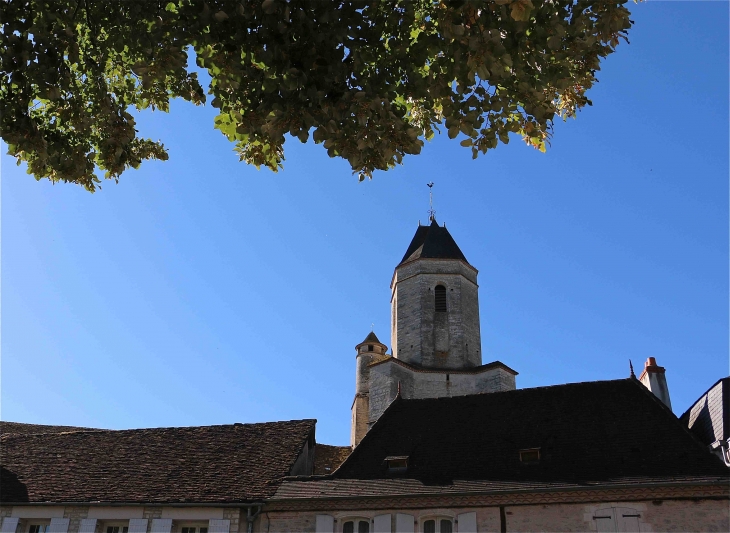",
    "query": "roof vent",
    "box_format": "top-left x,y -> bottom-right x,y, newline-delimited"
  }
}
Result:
519,448 -> 540,464
385,455 -> 409,473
